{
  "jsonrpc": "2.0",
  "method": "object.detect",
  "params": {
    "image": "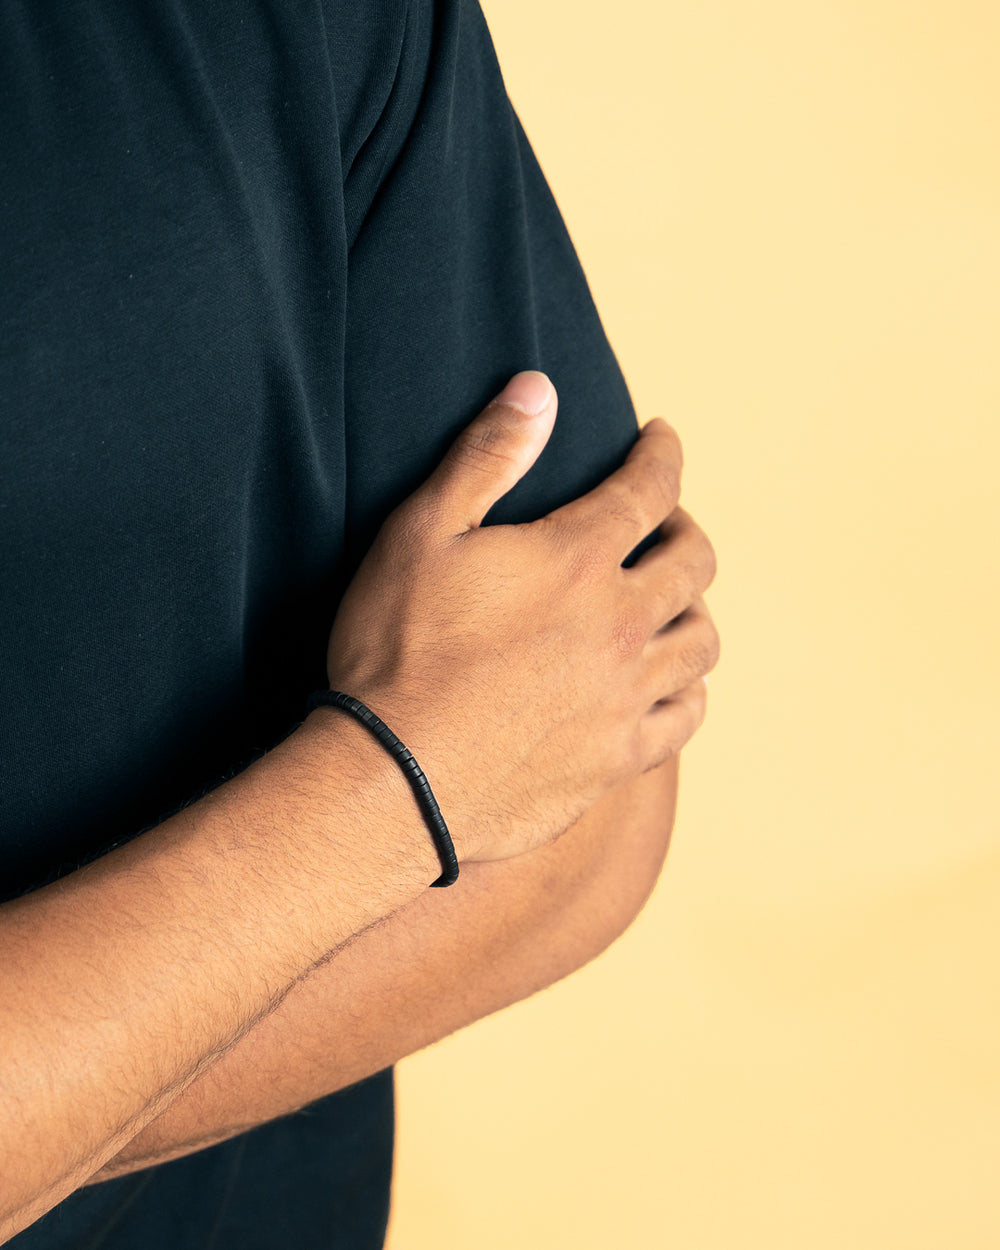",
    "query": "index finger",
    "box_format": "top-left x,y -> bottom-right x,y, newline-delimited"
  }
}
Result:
542,417 -> 684,561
